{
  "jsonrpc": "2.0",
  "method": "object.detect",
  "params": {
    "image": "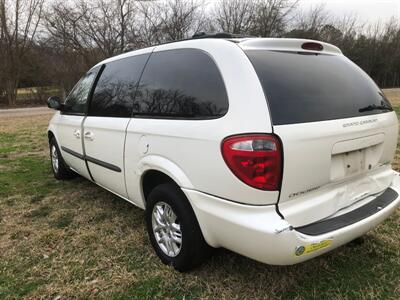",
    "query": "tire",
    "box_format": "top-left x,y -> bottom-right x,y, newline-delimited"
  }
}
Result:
145,182 -> 213,272
49,137 -> 75,180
